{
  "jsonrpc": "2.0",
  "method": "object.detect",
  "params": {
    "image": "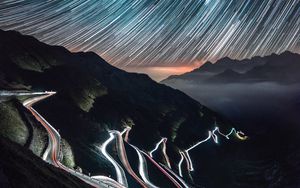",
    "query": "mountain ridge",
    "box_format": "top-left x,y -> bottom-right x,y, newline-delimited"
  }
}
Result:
162,51 -> 300,84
